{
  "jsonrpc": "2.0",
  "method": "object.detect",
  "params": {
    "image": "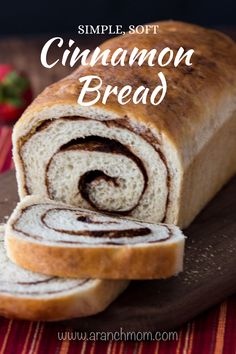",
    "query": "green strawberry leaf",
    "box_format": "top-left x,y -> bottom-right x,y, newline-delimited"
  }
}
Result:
4,71 -> 29,96
6,96 -> 23,107
0,85 -> 4,103
0,70 -> 30,105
